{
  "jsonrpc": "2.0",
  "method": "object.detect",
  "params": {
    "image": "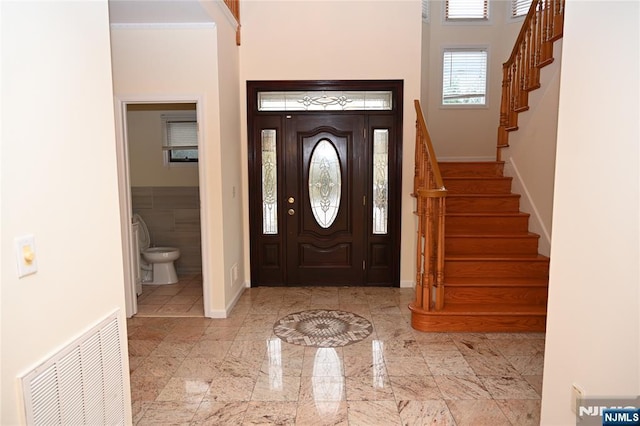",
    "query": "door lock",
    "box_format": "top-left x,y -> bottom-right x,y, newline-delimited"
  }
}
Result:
288,197 -> 295,204
288,208 -> 295,216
